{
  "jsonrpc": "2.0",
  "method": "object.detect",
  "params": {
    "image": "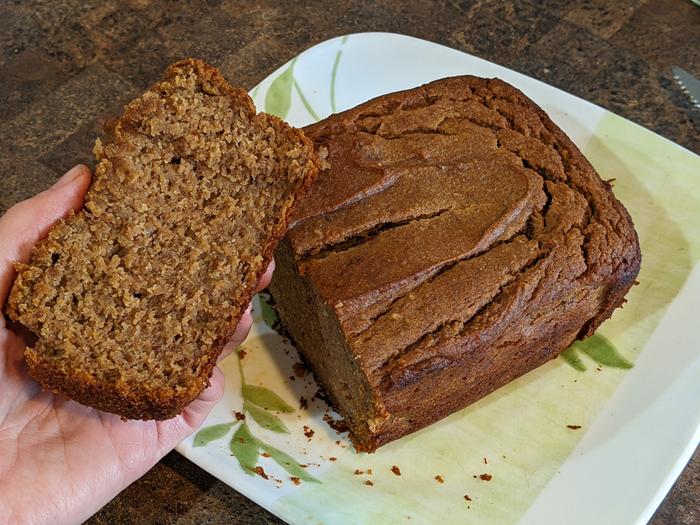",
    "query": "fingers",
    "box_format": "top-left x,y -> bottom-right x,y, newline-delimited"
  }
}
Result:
0,165 -> 92,306
217,259 -> 276,364
255,259 -> 275,292
158,367 -> 226,451
230,303 -> 254,347
217,304 -> 253,363
175,260 -> 277,446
